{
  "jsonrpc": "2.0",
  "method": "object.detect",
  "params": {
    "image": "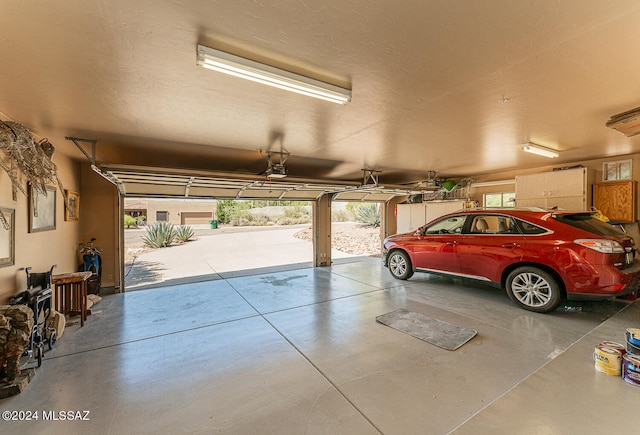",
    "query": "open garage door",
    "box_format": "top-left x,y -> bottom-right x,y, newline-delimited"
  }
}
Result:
96,164 -> 427,202
107,164 -> 432,290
